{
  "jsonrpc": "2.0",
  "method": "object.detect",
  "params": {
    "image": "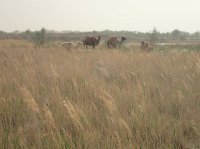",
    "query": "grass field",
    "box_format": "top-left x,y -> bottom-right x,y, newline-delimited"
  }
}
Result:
0,40 -> 200,149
